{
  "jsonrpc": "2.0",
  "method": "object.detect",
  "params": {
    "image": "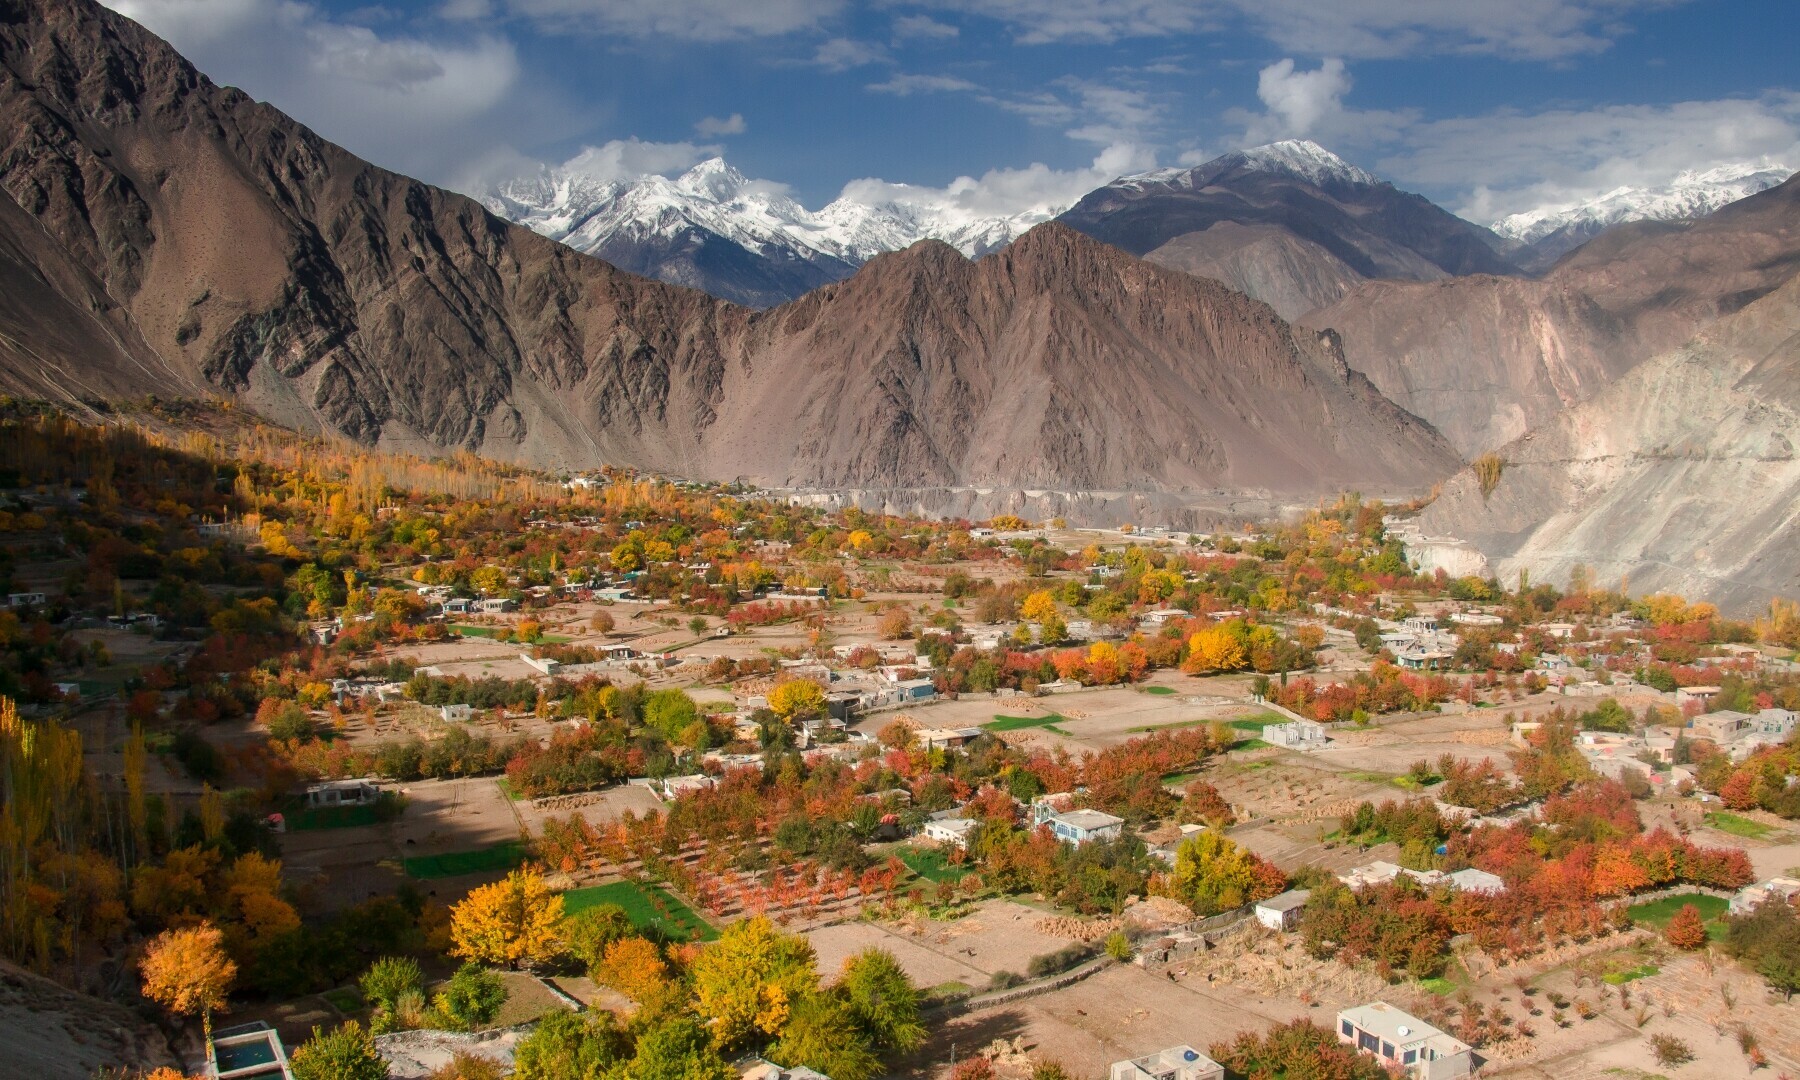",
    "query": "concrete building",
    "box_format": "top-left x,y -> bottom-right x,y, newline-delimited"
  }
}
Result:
1108,1046 -> 1224,1080
915,726 -> 982,750
1254,889 -> 1312,931
1446,868 -> 1507,896
301,779 -> 379,810
922,814 -> 979,848
1730,877 -> 1800,915
210,1020 -> 294,1079
1263,718 -> 1329,749
1044,808 -> 1125,846
1337,1002 -> 1472,1079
